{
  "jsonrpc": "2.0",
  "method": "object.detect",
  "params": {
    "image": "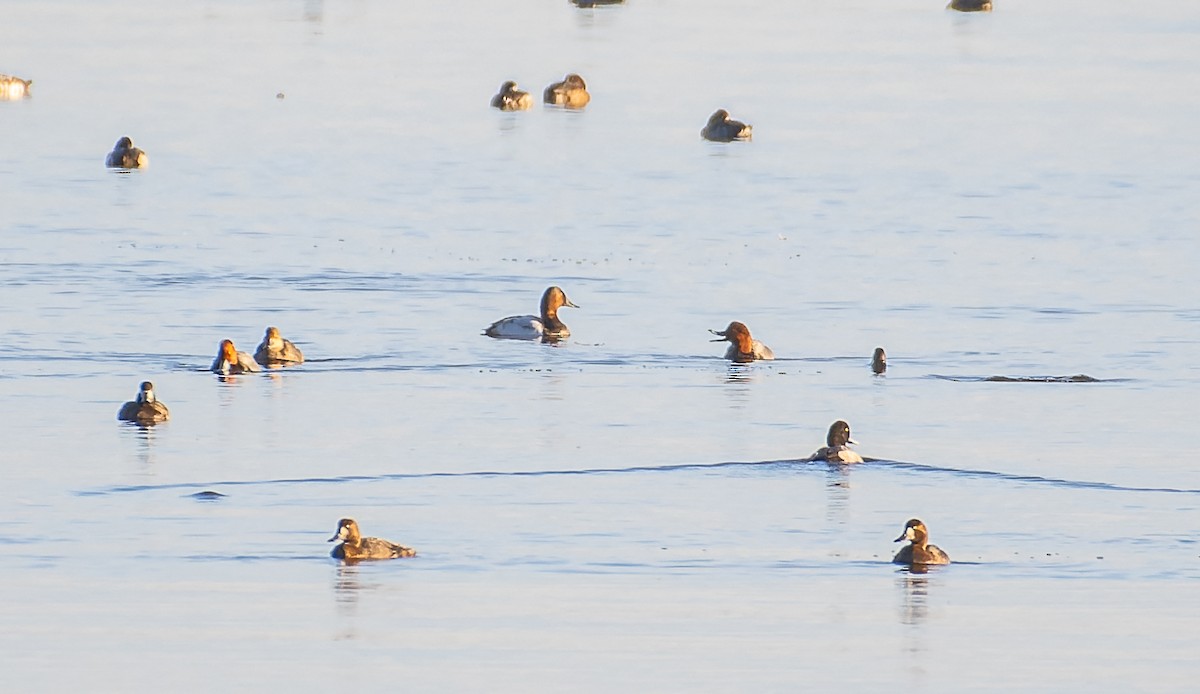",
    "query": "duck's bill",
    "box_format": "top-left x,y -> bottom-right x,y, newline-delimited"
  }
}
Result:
565,300 -> 580,308
708,330 -> 728,340
847,439 -> 858,446
327,533 -> 340,542
893,533 -> 906,543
